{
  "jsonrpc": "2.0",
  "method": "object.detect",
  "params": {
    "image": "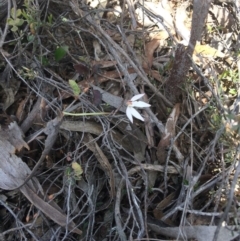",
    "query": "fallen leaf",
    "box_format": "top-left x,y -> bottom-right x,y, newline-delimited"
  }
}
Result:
147,224 -> 238,241
136,0 -> 174,32
74,62 -> 90,77
2,121 -> 29,152
143,38 -> 161,70
194,42 -> 225,58
210,4 -> 234,31
69,79 -> 81,96
156,103 -> 181,164
92,89 -> 102,106
92,85 -> 126,112
91,60 -> 117,68
175,2 -> 190,45
153,191 -> 177,225
0,124 -> 82,235
83,133 -> 115,198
